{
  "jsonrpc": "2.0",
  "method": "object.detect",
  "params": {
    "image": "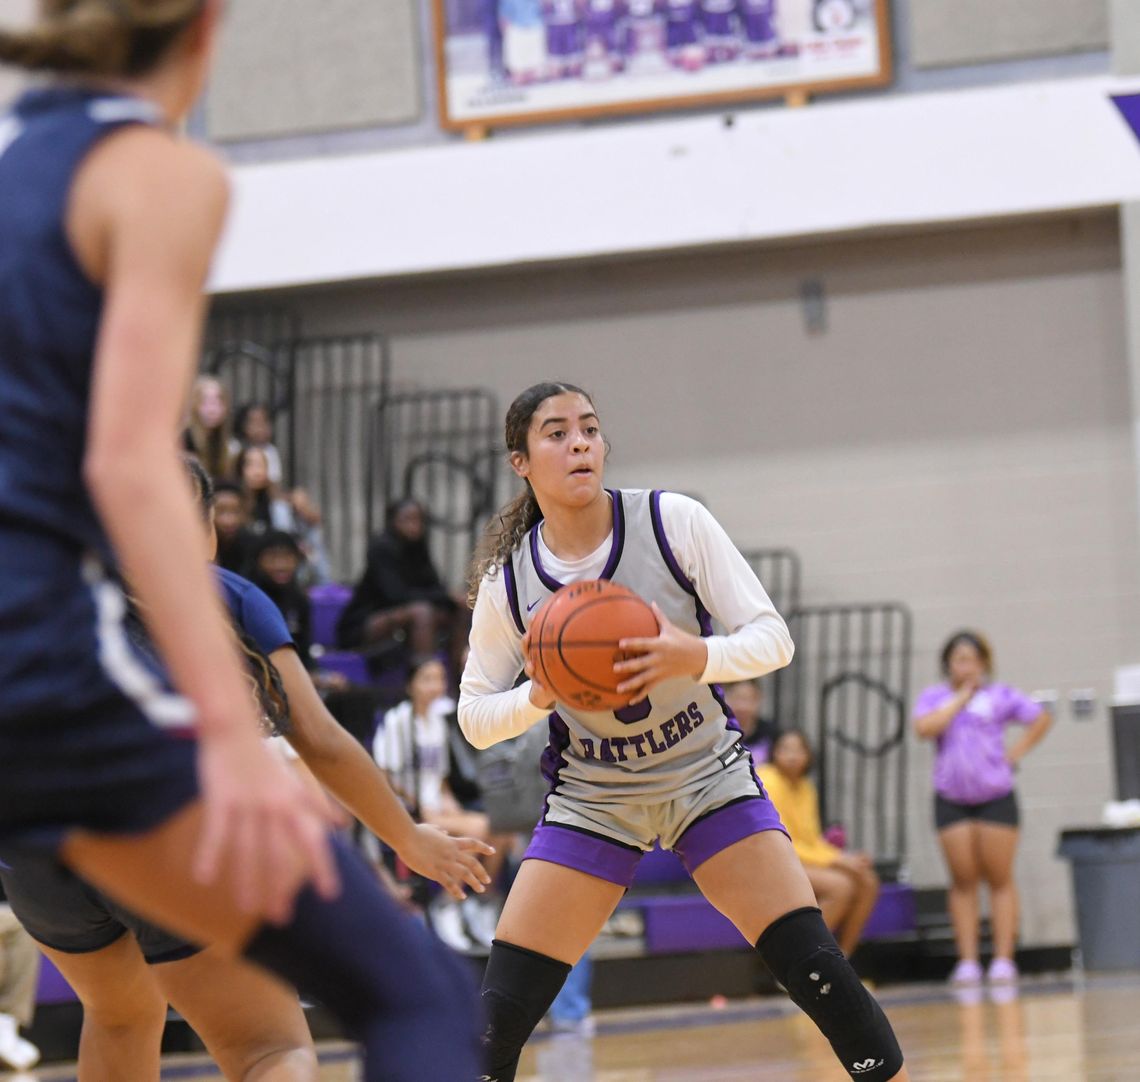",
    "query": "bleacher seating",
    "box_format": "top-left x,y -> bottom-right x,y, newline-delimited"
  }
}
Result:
622,845 -> 917,956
